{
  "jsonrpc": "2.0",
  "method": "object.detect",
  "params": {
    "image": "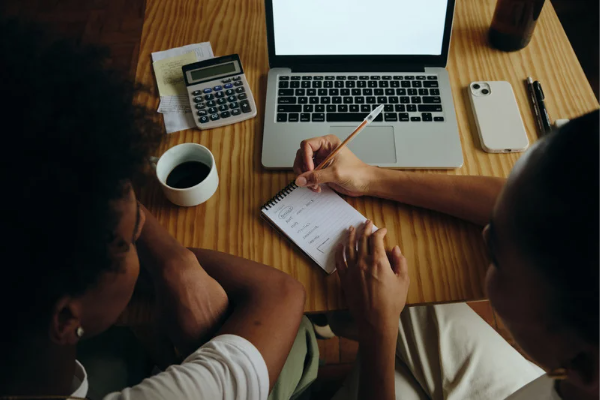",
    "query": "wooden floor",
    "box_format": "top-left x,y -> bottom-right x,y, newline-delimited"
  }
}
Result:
2,0 -> 595,398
